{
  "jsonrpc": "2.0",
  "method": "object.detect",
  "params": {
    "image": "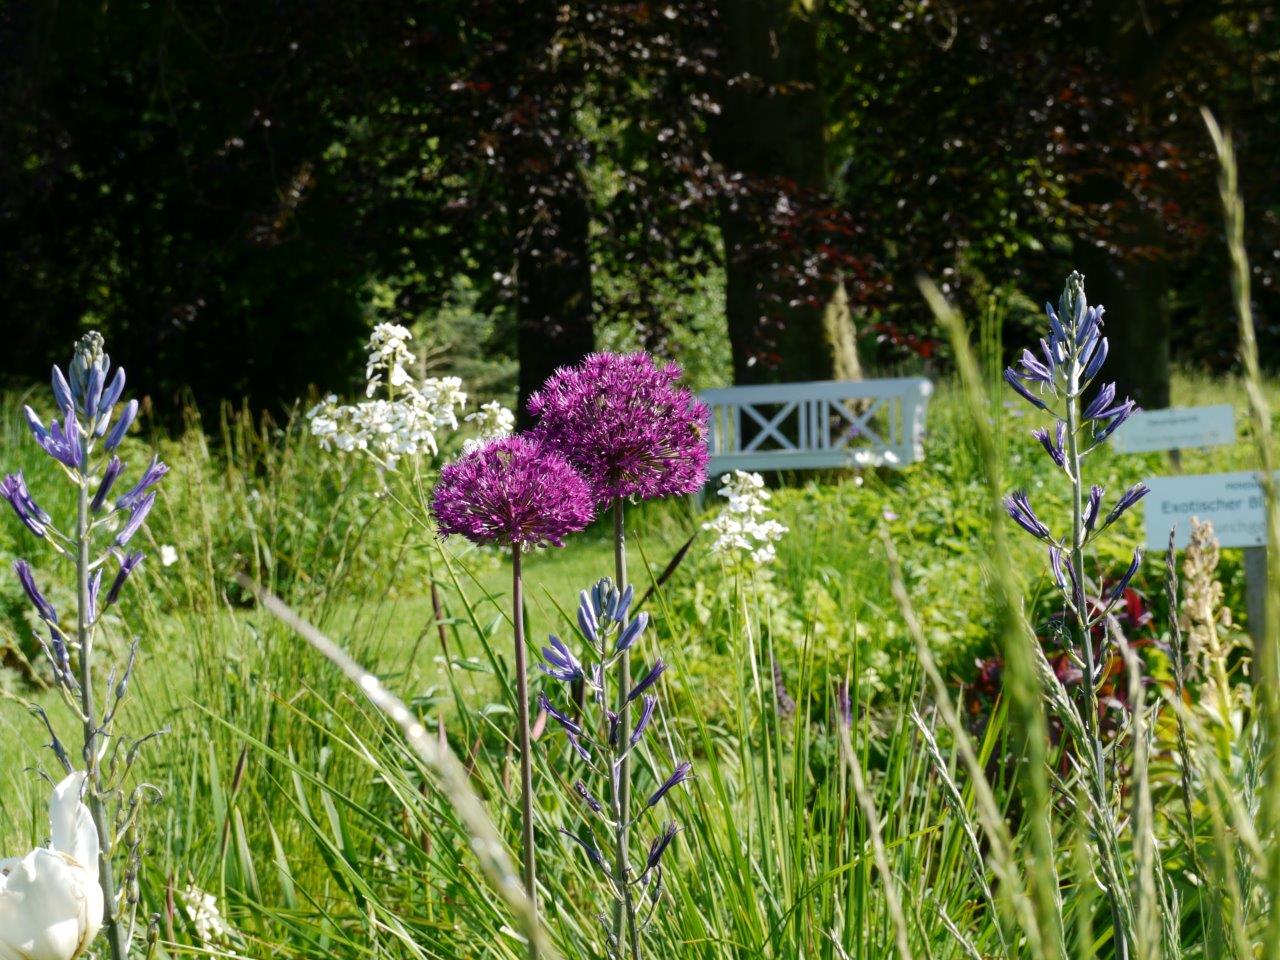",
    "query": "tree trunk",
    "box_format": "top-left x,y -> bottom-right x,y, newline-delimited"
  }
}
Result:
507,148 -> 596,424
715,0 -> 861,386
